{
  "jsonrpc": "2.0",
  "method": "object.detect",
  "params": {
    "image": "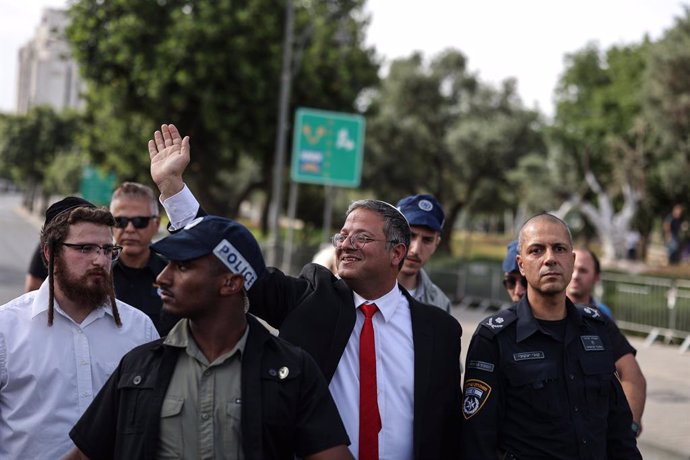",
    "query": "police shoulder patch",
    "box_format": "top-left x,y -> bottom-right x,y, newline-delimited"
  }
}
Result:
462,379 -> 492,420
478,309 -> 517,337
575,304 -> 606,323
